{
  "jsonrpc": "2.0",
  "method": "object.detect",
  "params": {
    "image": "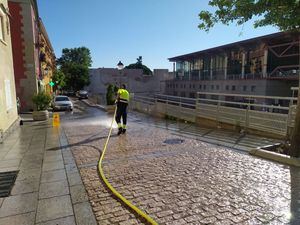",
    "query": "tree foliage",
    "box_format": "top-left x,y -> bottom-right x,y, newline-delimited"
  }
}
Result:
199,0 -> 300,32
52,69 -> 66,91
57,47 -> 92,91
125,56 -> 153,75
